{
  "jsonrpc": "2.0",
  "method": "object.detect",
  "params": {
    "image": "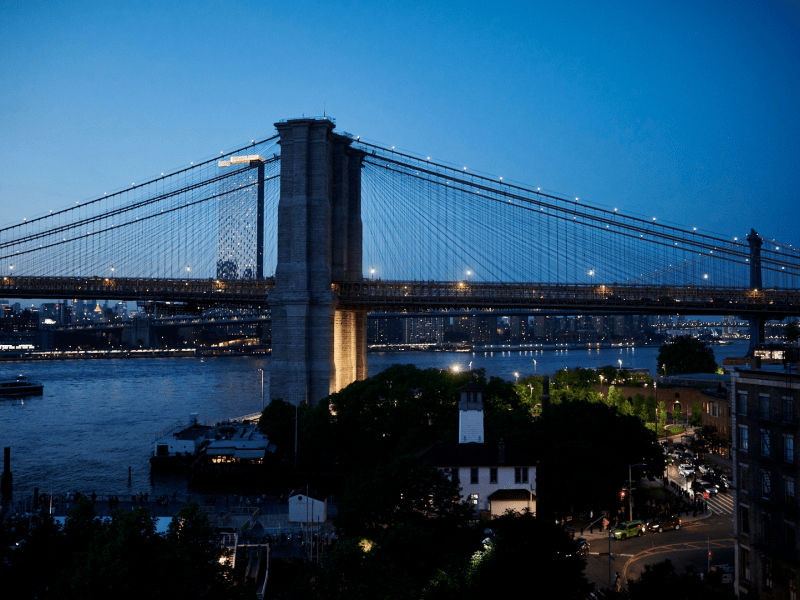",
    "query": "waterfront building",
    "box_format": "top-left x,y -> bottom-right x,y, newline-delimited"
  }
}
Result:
416,382 -> 537,516
733,368 -> 800,598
